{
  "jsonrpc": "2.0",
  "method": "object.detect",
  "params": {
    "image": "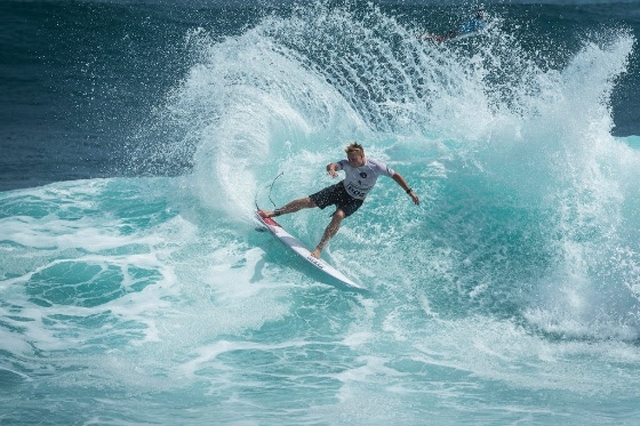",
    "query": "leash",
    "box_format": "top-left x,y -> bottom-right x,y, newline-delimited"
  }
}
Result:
254,172 -> 284,210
